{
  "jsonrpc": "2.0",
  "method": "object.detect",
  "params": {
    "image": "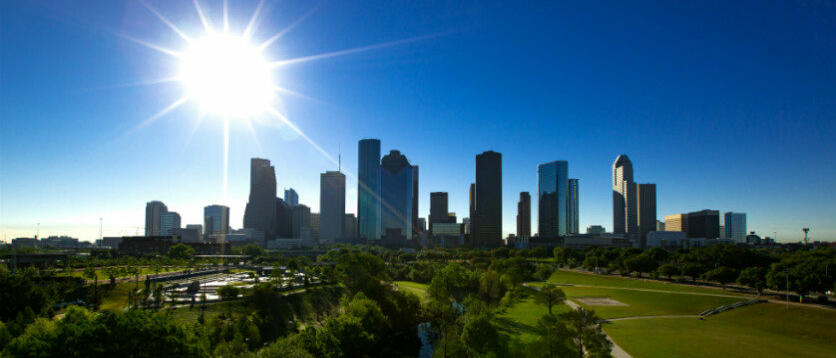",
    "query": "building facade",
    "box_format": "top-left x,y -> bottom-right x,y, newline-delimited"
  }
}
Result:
474,151 -> 502,247
612,155 -> 637,236
204,205 -> 230,236
688,209 -> 720,239
517,192 -> 531,238
291,204 -> 311,239
357,139 -> 382,240
380,150 -> 414,239
538,160 -> 568,238
724,212 -> 747,243
636,183 -> 656,246
665,214 -> 687,233
320,171 -> 346,244
568,178 -> 579,234
412,165 -> 419,236
244,158 -> 277,240
145,201 -> 168,236
284,188 -> 299,207
430,192 -> 449,232
160,211 -> 181,236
